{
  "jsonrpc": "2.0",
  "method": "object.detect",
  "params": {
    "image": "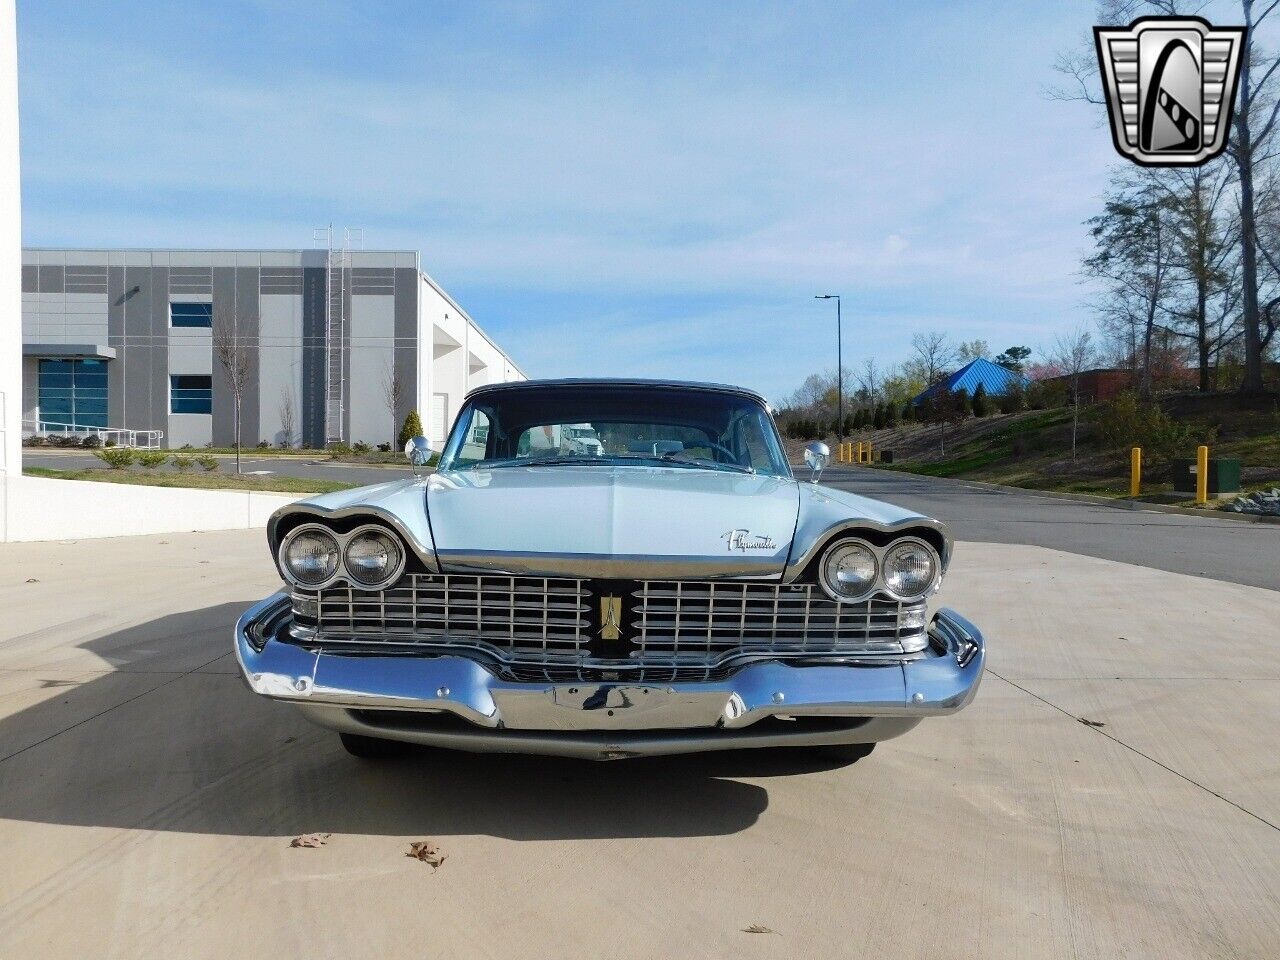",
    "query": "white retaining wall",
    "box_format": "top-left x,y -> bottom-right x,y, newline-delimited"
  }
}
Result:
1,475 -> 298,542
